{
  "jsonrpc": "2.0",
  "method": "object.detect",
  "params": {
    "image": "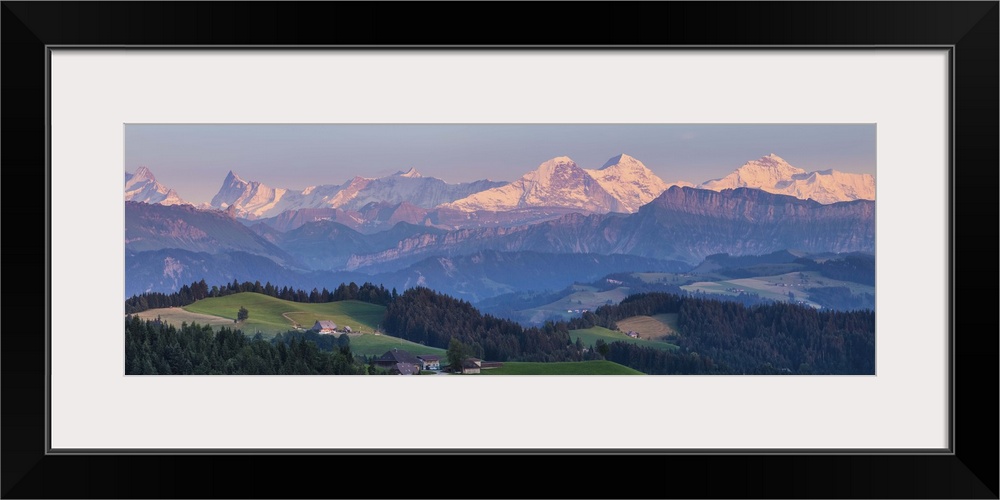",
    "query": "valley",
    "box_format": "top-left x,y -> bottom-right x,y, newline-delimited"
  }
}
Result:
476,252 -> 874,326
